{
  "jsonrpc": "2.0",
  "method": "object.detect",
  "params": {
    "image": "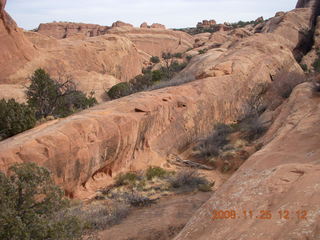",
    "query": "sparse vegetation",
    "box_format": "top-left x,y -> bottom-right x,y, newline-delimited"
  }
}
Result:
145,166 -> 168,180
107,82 -> 133,99
198,48 -> 208,54
150,56 -> 160,64
300,63 -> 308,72
115,172 -> 140,187
65,203 -> 130,231
0,99 -> 36,140
168,170 -> 211,191
313,51 -> 320,72
0,163 -> 82,240
107,54 -> 189,99
194,123 -> 234,158
26,69 -> 97,119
